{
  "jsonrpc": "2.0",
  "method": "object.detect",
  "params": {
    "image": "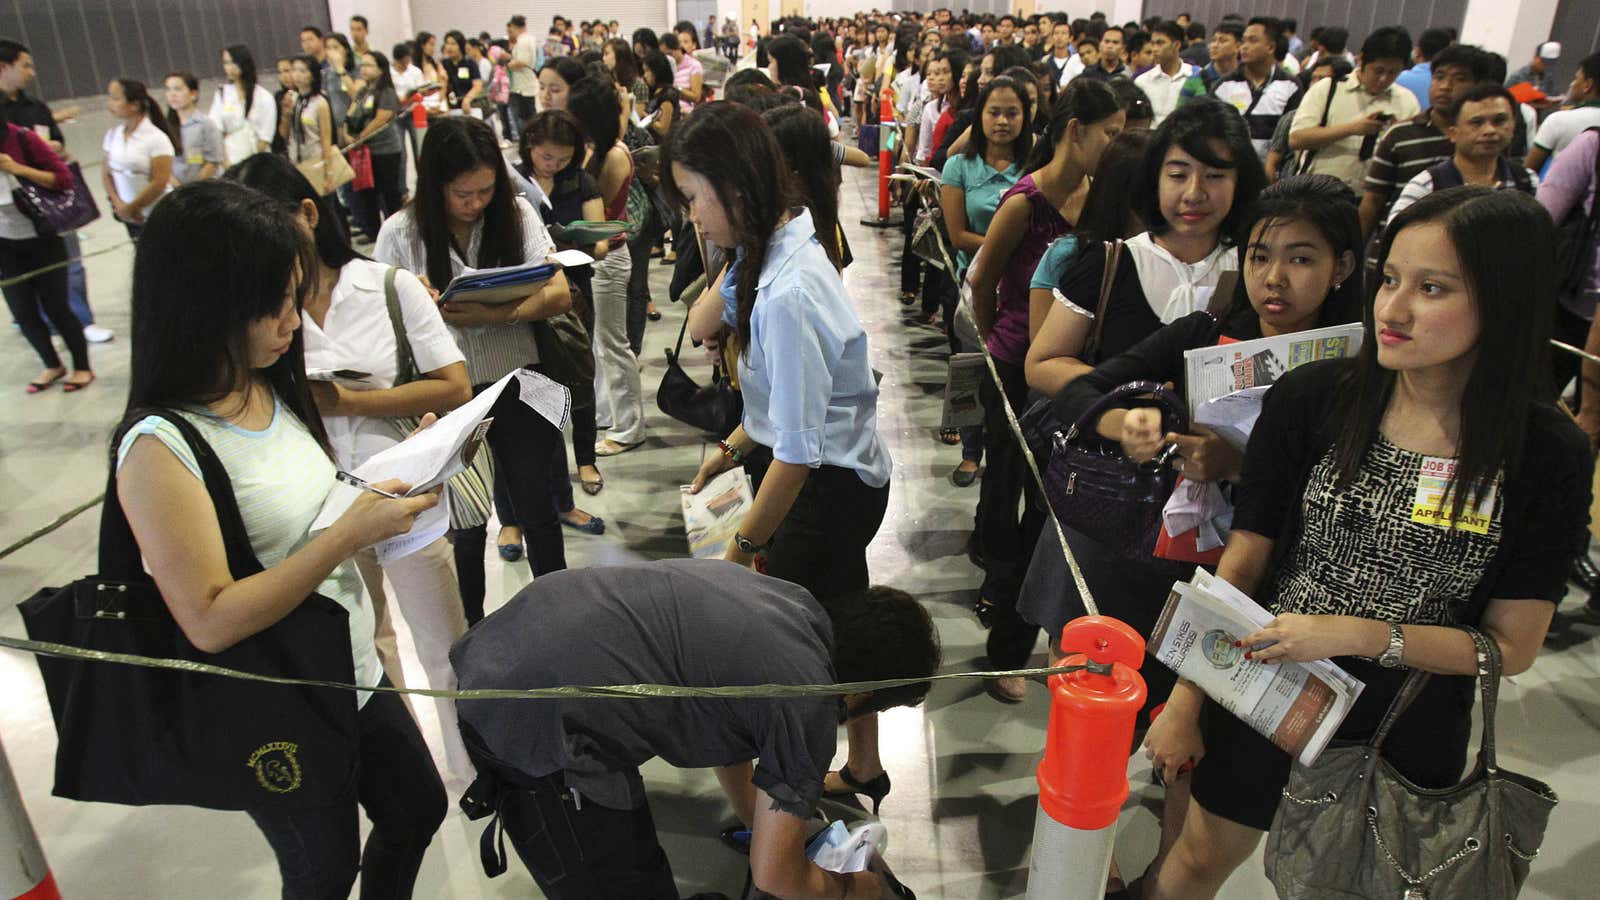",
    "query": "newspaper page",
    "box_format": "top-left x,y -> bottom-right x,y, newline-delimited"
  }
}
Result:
942,353 -> 986,428
1183,323 -> 1363,419
1150,571 -> 1365,766
680,466 -> 755,558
